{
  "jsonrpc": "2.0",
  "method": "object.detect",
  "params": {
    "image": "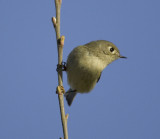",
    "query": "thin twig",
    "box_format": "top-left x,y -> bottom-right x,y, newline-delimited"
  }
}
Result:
52,0 -> 69,139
